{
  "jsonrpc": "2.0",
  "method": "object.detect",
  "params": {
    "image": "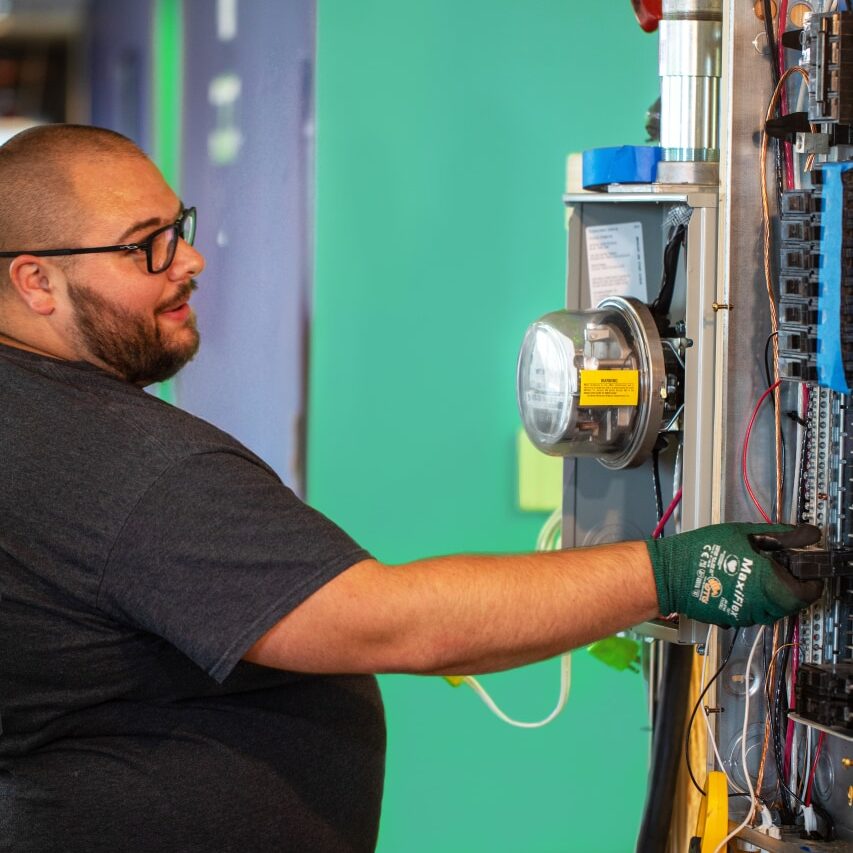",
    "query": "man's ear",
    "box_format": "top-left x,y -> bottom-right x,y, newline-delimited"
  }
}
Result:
8,255 -> 59,315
